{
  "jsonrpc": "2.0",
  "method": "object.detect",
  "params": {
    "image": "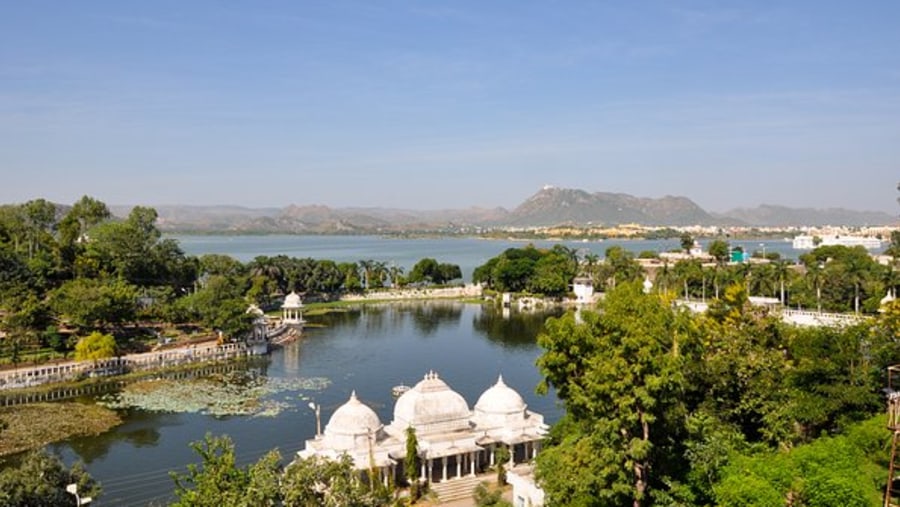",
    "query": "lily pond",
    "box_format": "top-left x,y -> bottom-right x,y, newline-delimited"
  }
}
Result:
48,302 -> 563,506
